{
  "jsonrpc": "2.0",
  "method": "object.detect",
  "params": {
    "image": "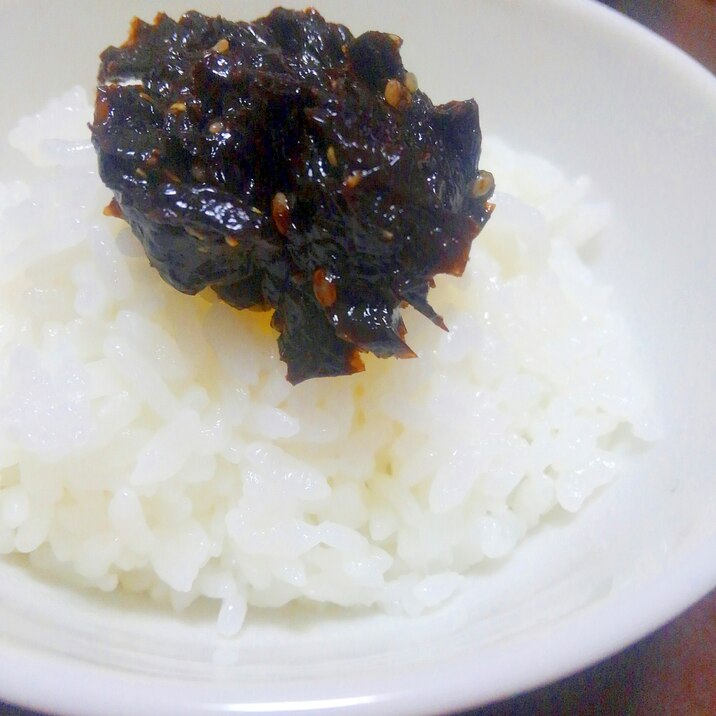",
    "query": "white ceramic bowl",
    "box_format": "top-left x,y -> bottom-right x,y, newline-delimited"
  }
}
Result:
1,1 -> 715,714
